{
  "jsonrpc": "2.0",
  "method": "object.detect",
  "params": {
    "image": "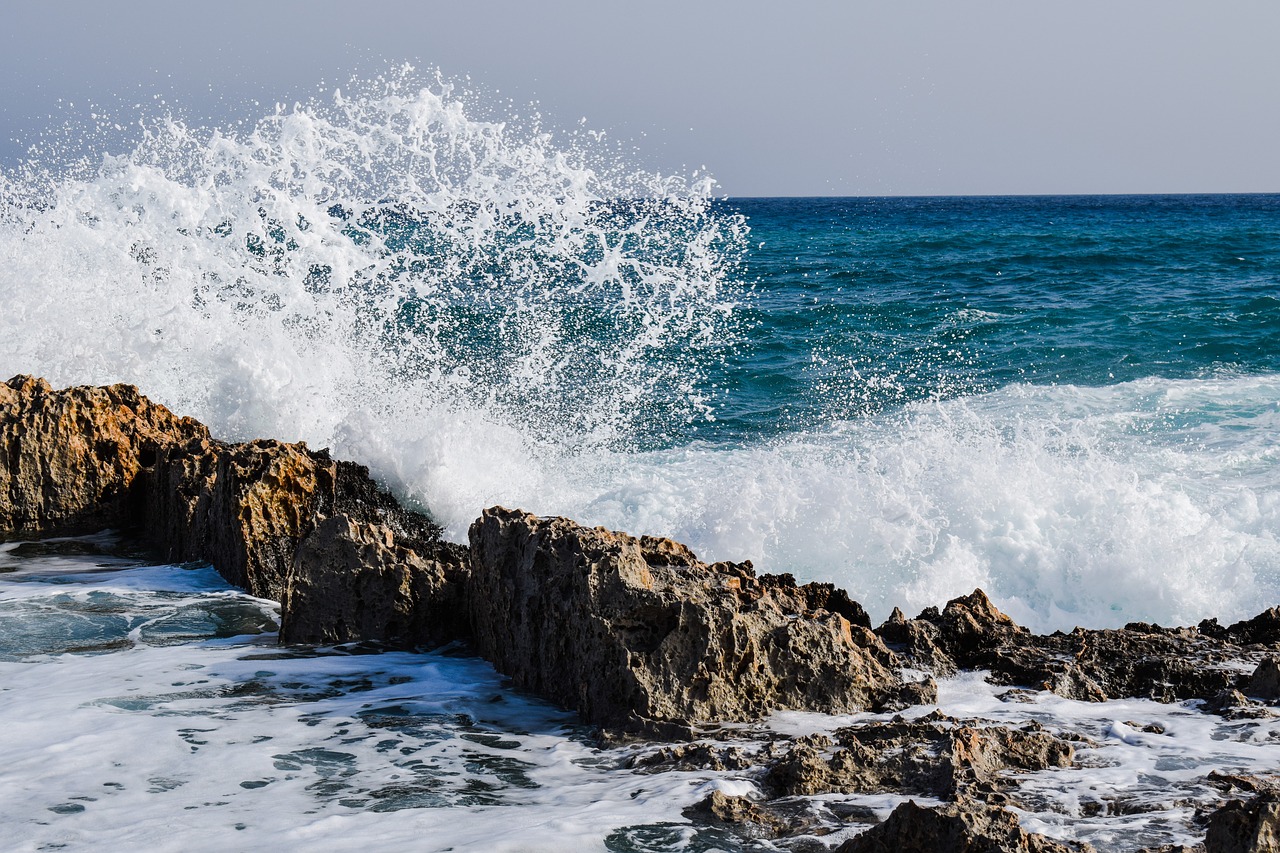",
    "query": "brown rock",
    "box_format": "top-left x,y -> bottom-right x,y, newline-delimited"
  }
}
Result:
765,713 -> 1075,800
279,515 -> 468,646
1,376 -> 459,648
1246,658 -> 1280,702
1205,792 -> 1280,853
881,588 -> 1256,705
467,507 -> 906,730
145,436 -> 332,600
0,375 -> 207,537
683,791 -> 787,838
833,799 -> 1089,853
